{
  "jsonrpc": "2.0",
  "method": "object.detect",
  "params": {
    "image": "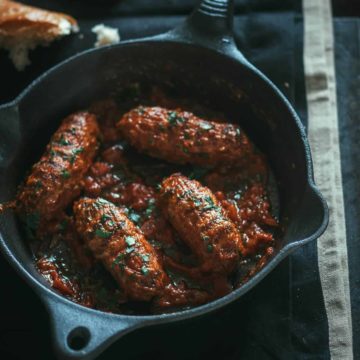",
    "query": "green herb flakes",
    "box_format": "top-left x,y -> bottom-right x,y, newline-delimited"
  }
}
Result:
112,253 -> 125,269
145,198 -> 156,217
201,235 -> 210,242
193,198 -> 203,207
125,236 -> 136,246
126,247 -> 135,254
58,135 -> 70,146
101,214 -> 110,222
199,122 -> 213,130
95,228 -> 112,239
61,170 -> 70,179
141,254 -> 150,262
141,266 -> 149,275
70,147 -> 84,164
129,212 -> 141,224
167,111 -> 185,127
